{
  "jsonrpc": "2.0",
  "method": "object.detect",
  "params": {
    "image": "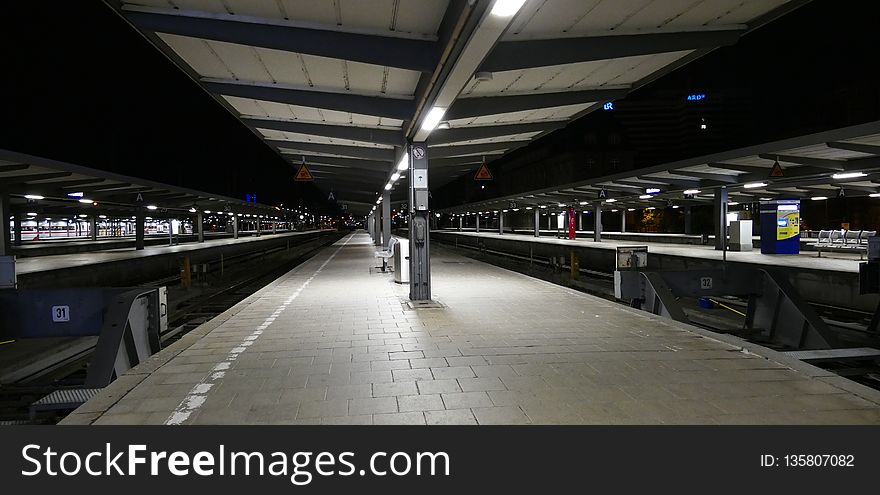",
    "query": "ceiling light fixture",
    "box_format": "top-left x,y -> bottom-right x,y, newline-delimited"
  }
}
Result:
832,172 -> 867,180
743,182 -> 767,189
420,107 -> 446,132
491,0 -> 527,17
